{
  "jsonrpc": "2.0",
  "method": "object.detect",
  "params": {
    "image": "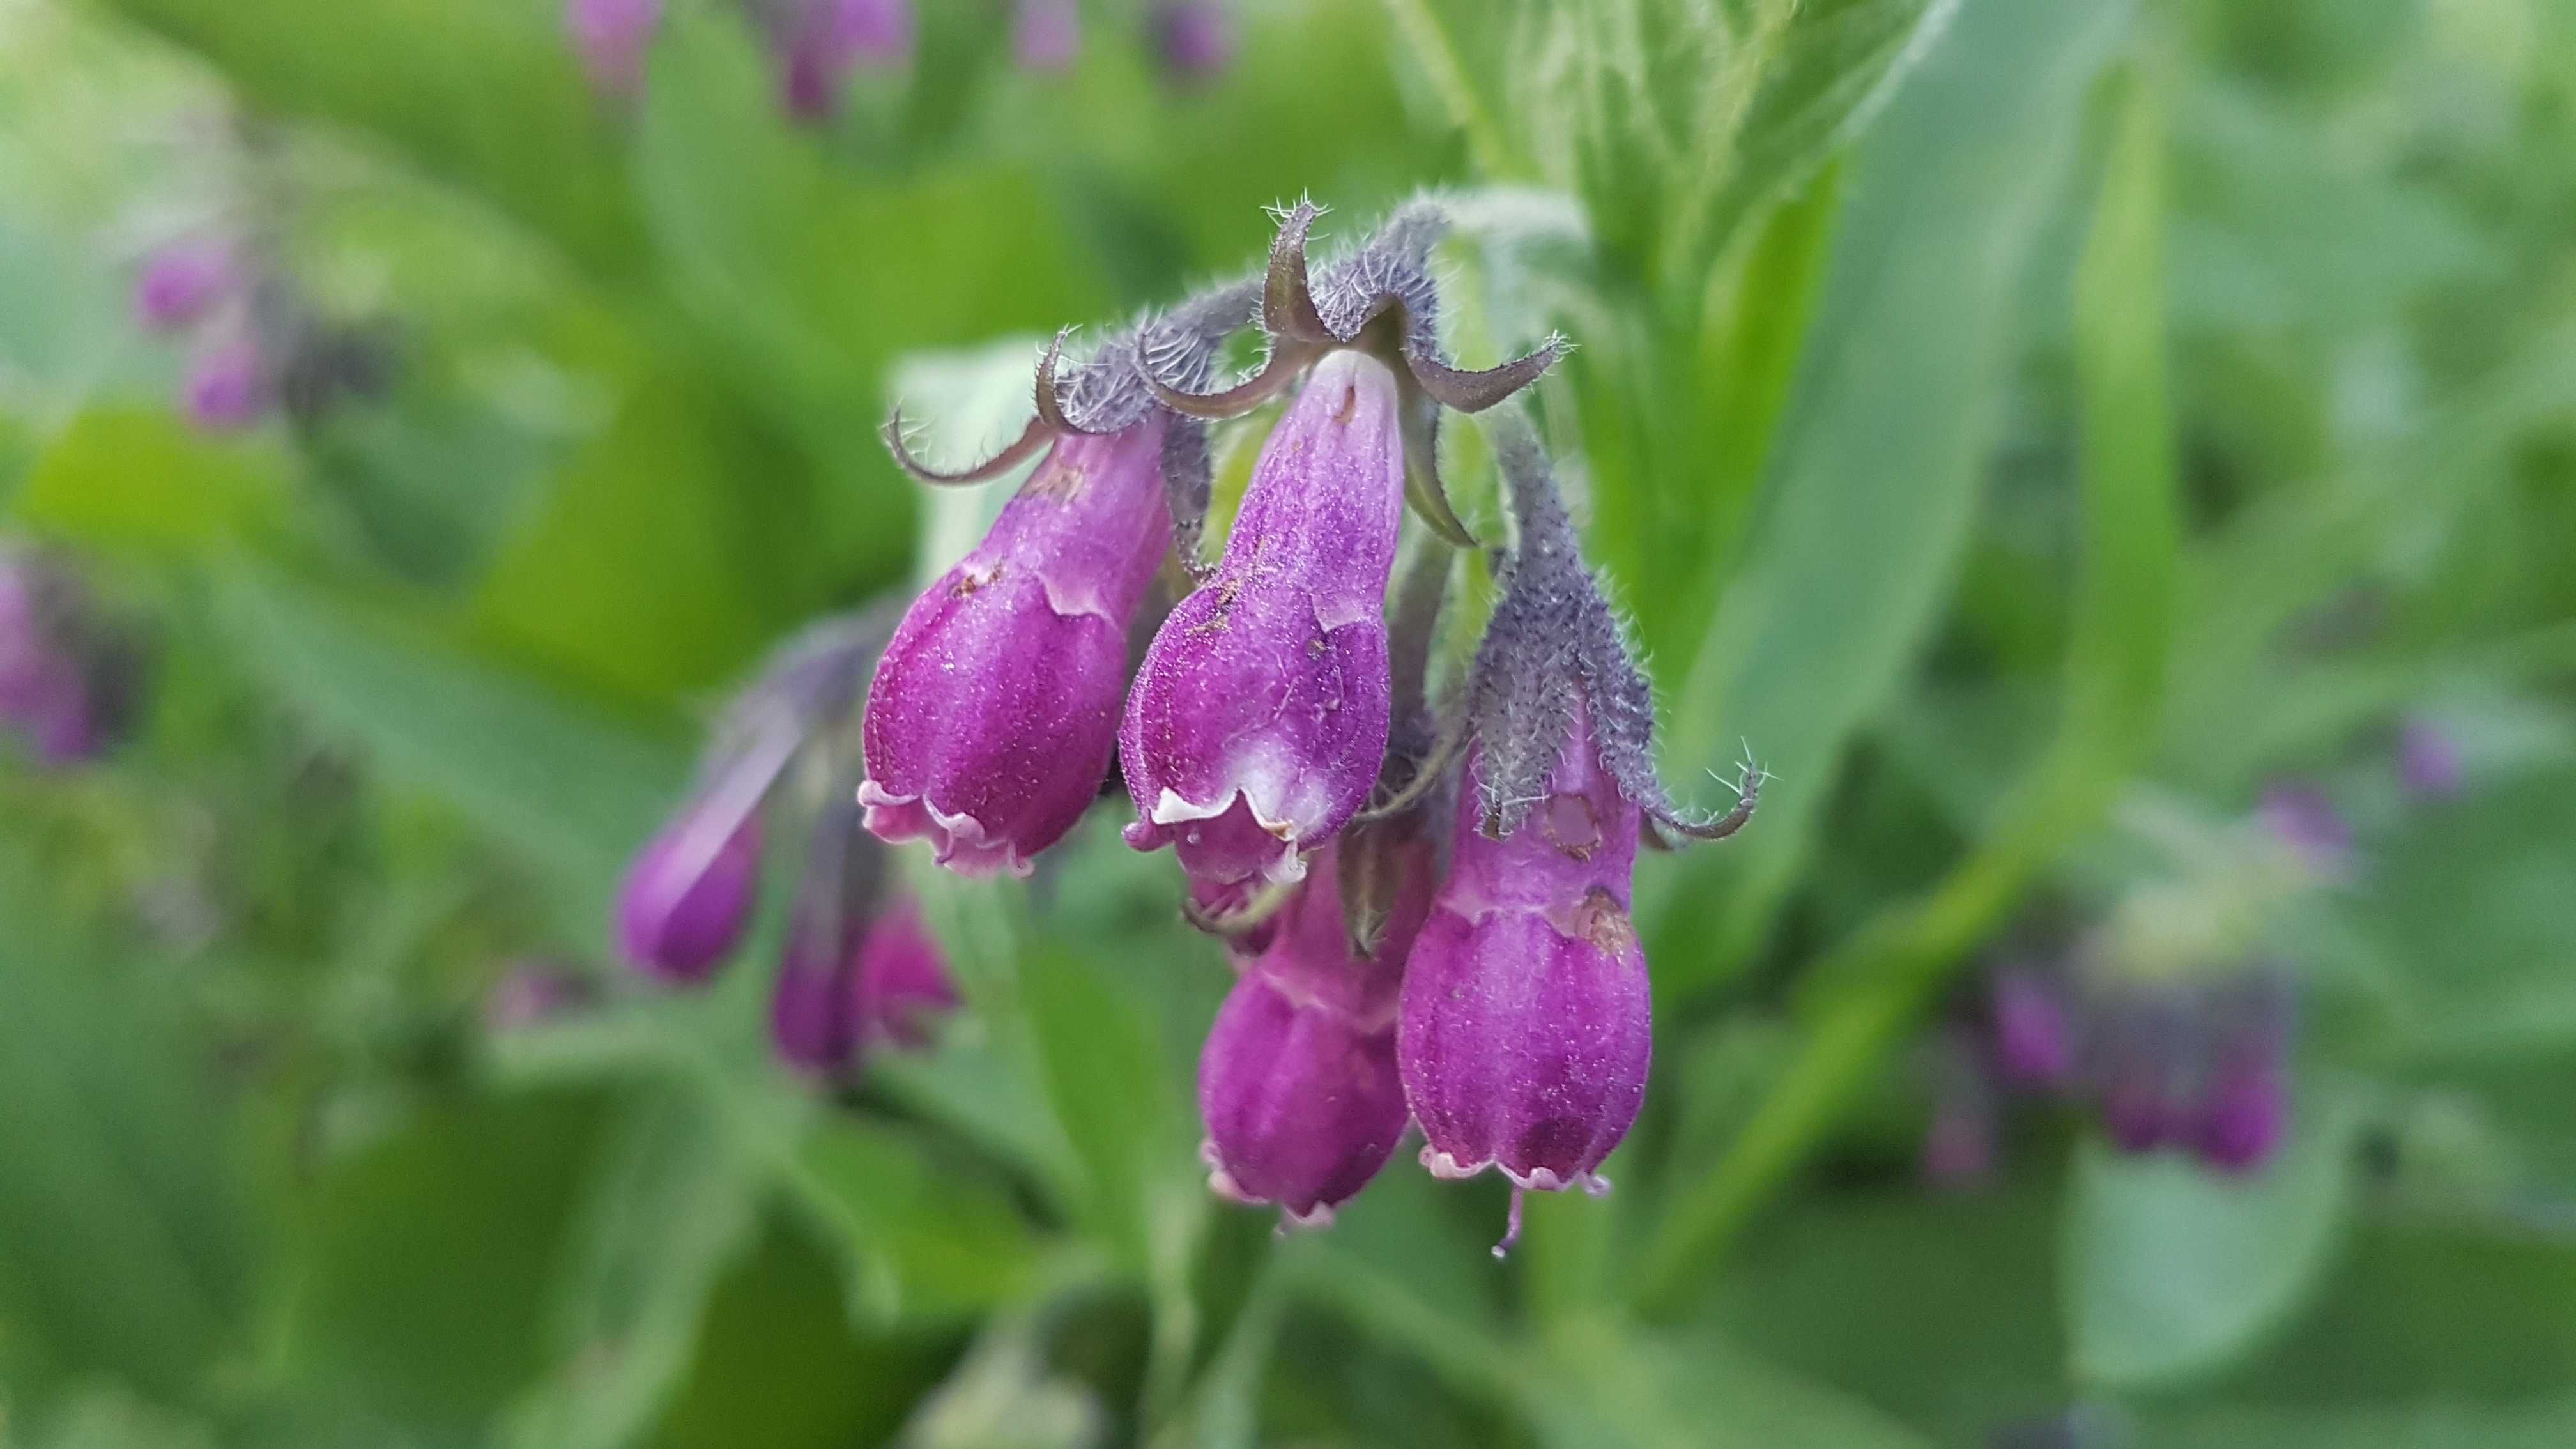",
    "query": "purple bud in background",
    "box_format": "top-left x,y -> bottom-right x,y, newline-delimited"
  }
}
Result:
1121,351 -> 1406,909
2191,968 -> 2296,1174
1988,965 -> 2074,1090
566,0 -> 664,98
1399,707 -> 1650,1201
484,961 -> 592,1032
184,334 -> 270,431
777,0 -> 914,123
2087,988 -> 2196,1154
1199,836 -> 1430,1225
1152,1 -> 1235,82
617,801 -> 764,983
134,240 -> 240,333
770,924 -> 861,1074
2258,781 -> 2350,877
1011,0 -> 1080,74
862,417 -> 1172,878
853,894 -> 957,1048
2397,714 -> 2466,802
0,546 -> 134,768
